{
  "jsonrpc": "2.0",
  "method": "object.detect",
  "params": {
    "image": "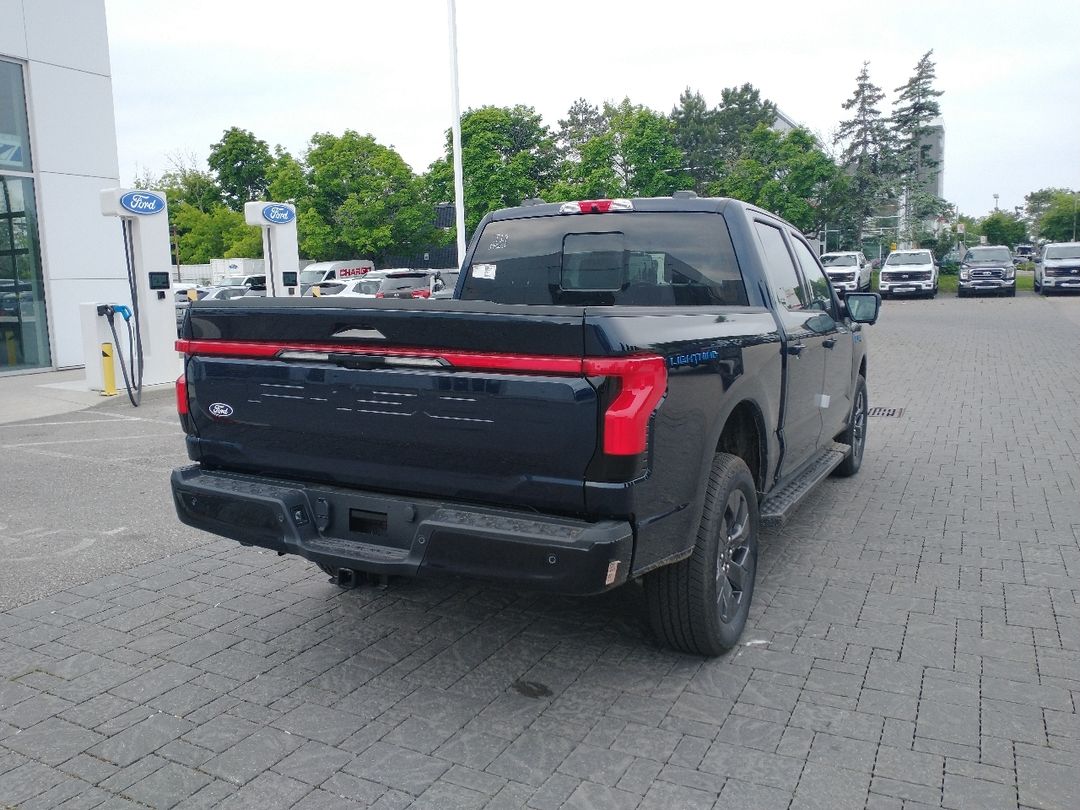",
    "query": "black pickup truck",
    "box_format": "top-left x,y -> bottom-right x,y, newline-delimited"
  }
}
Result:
171,195 -> 880,655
